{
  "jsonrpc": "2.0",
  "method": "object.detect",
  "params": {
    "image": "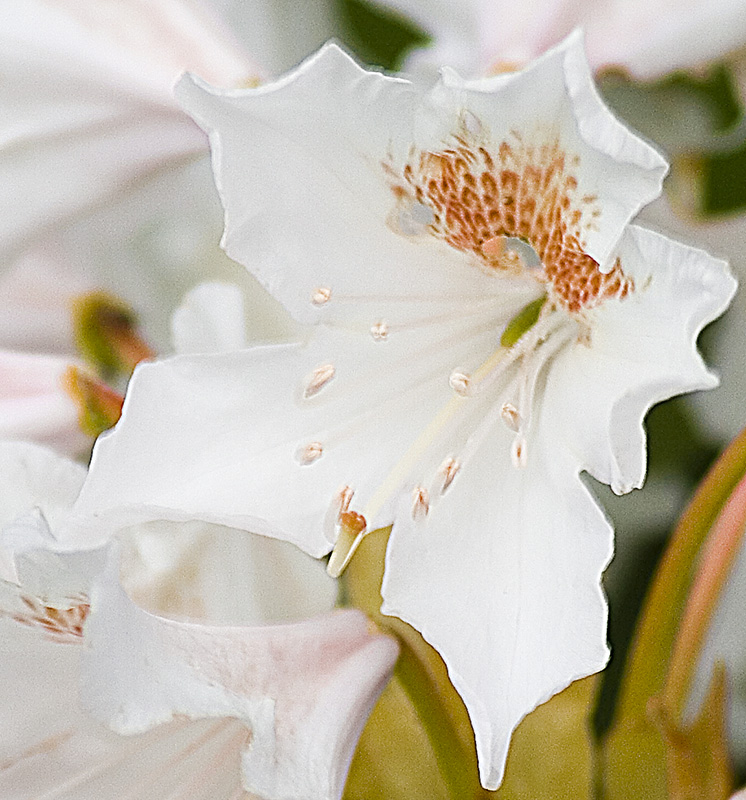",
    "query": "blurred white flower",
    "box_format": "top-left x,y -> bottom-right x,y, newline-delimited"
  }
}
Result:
0,0 -> 319,355
0,440 -> 397,800
72,37 -> 735,787
372,0 -> 746,79
0,350 -> 89,455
